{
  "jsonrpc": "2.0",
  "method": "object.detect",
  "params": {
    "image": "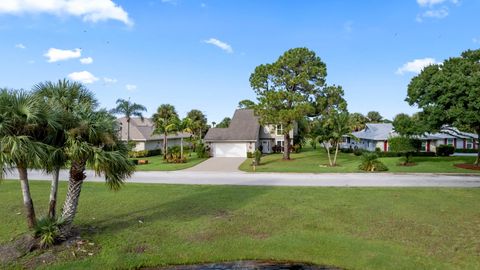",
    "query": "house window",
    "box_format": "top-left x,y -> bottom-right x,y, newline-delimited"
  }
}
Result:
466,139 -> 473,149
446,138 -> 454,146
276,140 -> 284,147
421,141 -> 427,152
276,125 -> 284,136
